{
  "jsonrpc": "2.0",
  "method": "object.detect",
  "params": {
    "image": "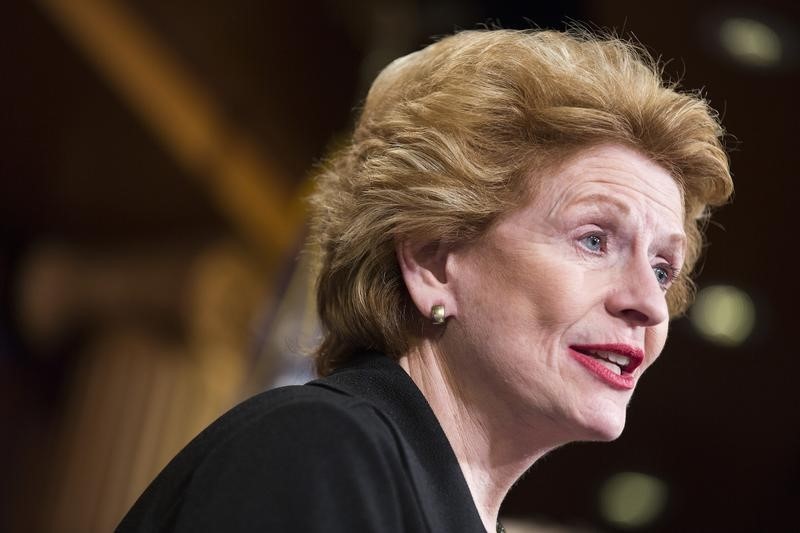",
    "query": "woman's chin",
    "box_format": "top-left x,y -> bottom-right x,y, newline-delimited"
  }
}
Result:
588,422 -> 625,442
573,409 -> 627,442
